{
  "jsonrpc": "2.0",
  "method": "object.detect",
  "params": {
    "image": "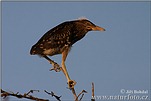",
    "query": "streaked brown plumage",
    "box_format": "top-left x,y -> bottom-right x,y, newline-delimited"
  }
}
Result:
30,18 -> 105,88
